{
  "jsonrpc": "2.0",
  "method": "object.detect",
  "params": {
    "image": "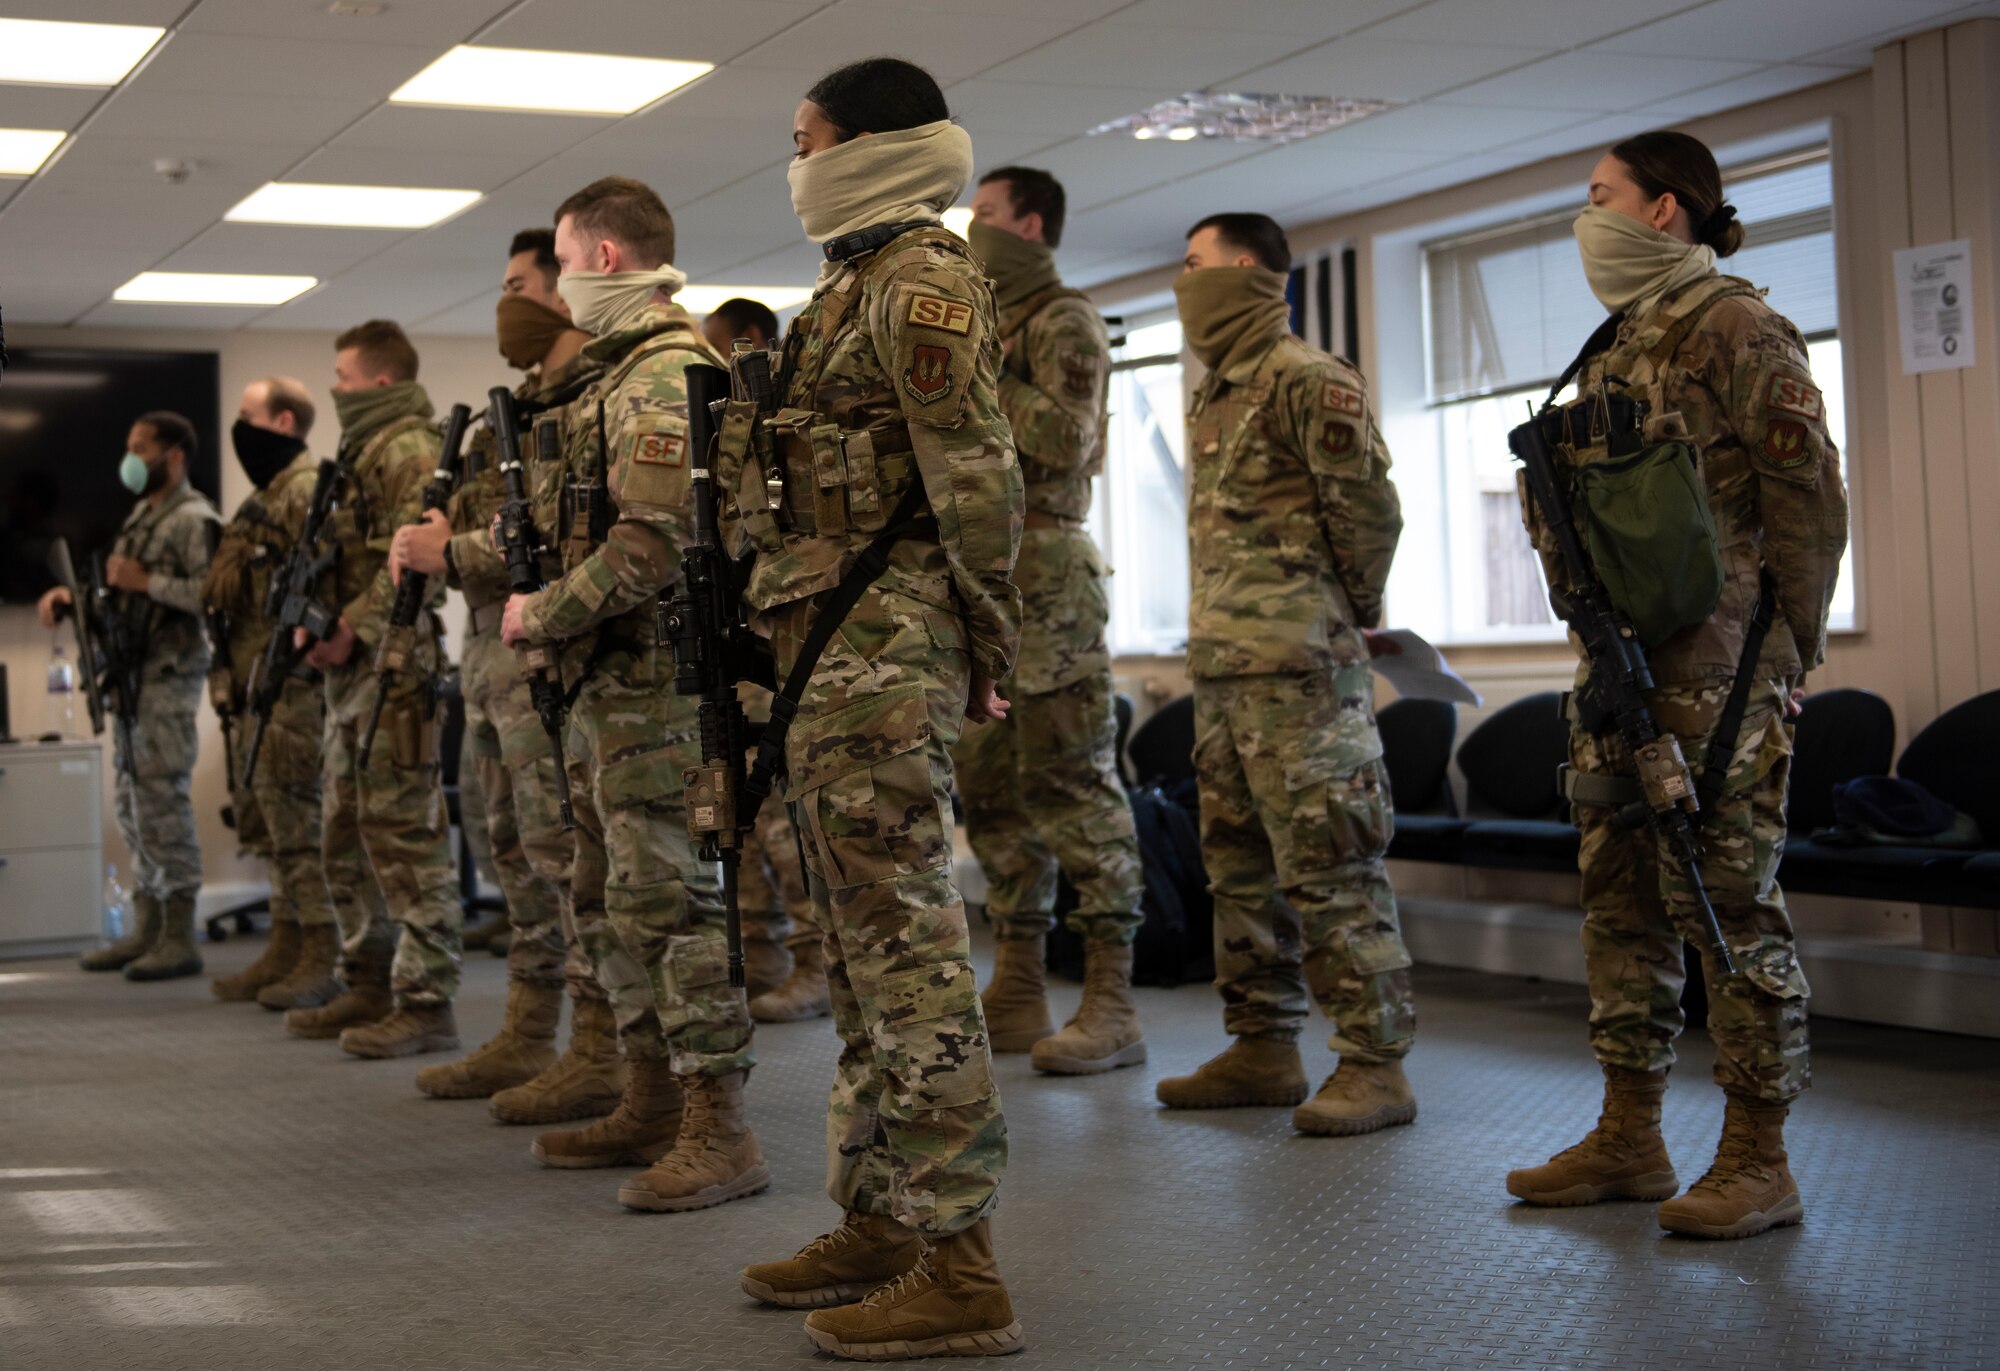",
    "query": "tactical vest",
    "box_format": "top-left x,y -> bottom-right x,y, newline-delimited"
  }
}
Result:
211,459 -> 318,684
1000,282 -> 1107,525
324,413 -> 432,621
111,481 -> 220,674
